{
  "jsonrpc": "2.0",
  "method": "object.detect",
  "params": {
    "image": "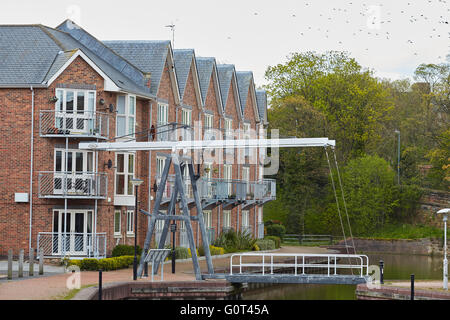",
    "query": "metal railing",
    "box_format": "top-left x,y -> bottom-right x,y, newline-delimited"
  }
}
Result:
155,176 -> 276,203
230,253 -> 369,277
38,171 -> 107,199
37,232 -> 107,258
40,110 -> 109,139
